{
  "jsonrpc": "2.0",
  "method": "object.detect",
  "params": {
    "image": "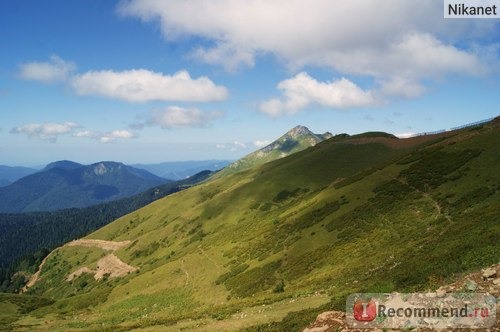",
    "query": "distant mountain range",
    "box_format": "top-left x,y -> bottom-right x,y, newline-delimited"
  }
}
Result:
132,160 -> 230,180
0,170 -> 213,275
216,125 -> 332,176
0,165 -> 38,187
10,118 -> 499,331
0,161 -> 169,213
